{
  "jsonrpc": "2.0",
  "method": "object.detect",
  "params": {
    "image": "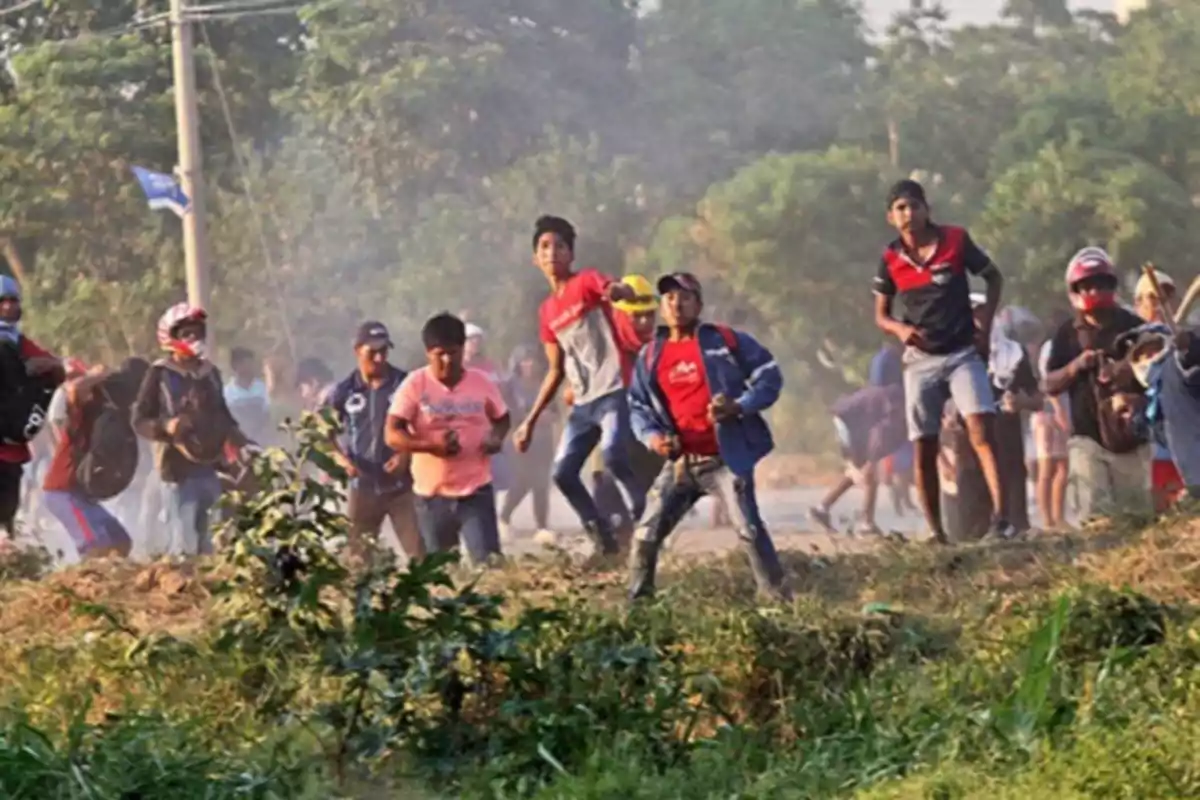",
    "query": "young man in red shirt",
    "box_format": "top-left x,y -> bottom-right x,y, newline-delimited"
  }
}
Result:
0,275 -> 65,539
626,273 -> 789,601
873,180 -> 1010,543
512,215 -> 642,559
